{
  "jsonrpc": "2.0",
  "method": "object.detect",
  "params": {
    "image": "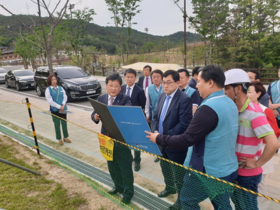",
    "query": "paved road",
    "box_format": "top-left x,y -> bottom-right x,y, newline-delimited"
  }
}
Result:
0,81 -> 107,110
